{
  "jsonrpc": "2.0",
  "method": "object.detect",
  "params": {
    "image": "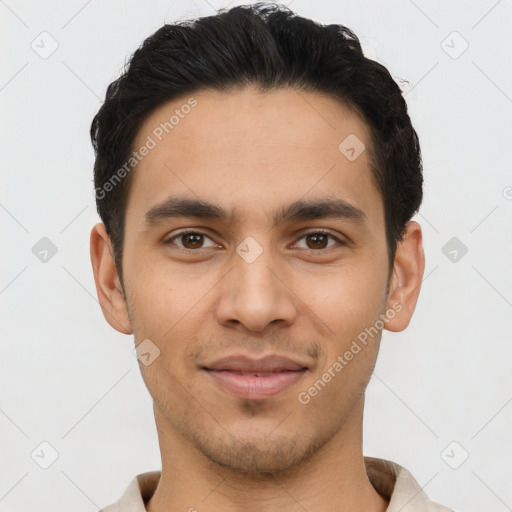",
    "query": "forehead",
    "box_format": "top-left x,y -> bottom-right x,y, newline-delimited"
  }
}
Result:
126,86 -> 383,232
